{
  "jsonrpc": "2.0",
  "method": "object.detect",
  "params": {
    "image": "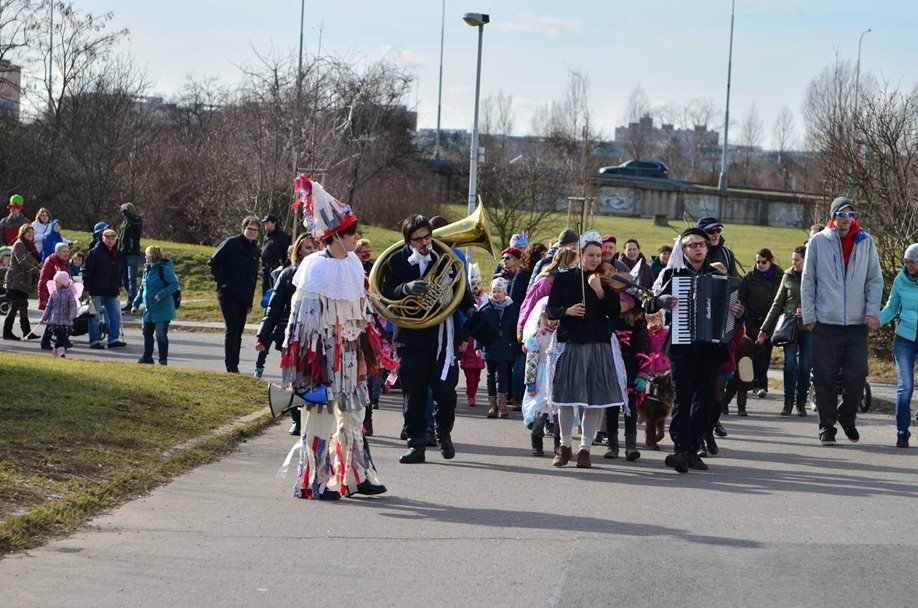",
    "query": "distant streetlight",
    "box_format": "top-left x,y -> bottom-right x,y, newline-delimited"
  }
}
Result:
847,27 -> 872,197
718,0 -> 735,191
463,11 -> 489,262
435,1 -> 446,161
